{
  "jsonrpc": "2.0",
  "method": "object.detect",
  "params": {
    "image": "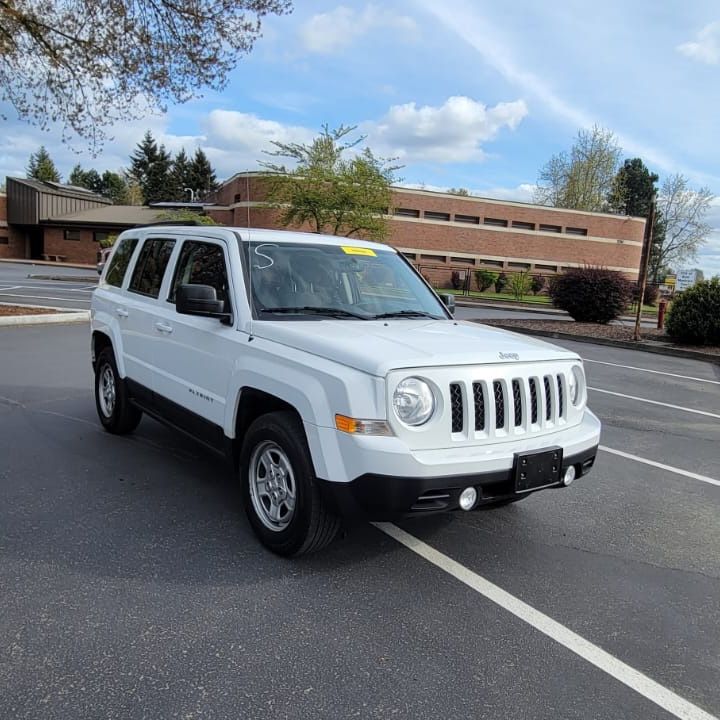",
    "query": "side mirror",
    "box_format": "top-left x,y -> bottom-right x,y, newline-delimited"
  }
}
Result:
439,293 -> 456,316
176,284 -> 233,325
